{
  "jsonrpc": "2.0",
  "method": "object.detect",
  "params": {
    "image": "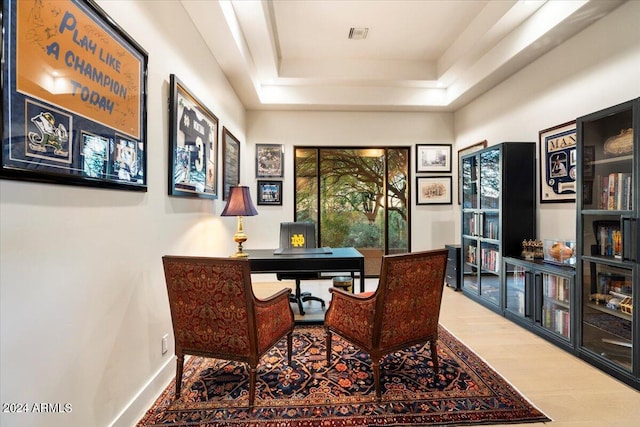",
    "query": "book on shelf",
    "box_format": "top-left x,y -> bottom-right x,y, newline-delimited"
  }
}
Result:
598,173 -> 633,210
543,305 -> 570,338
480,248 -> 500,272
597,224 -> 622,258
543,274 -> 569,303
